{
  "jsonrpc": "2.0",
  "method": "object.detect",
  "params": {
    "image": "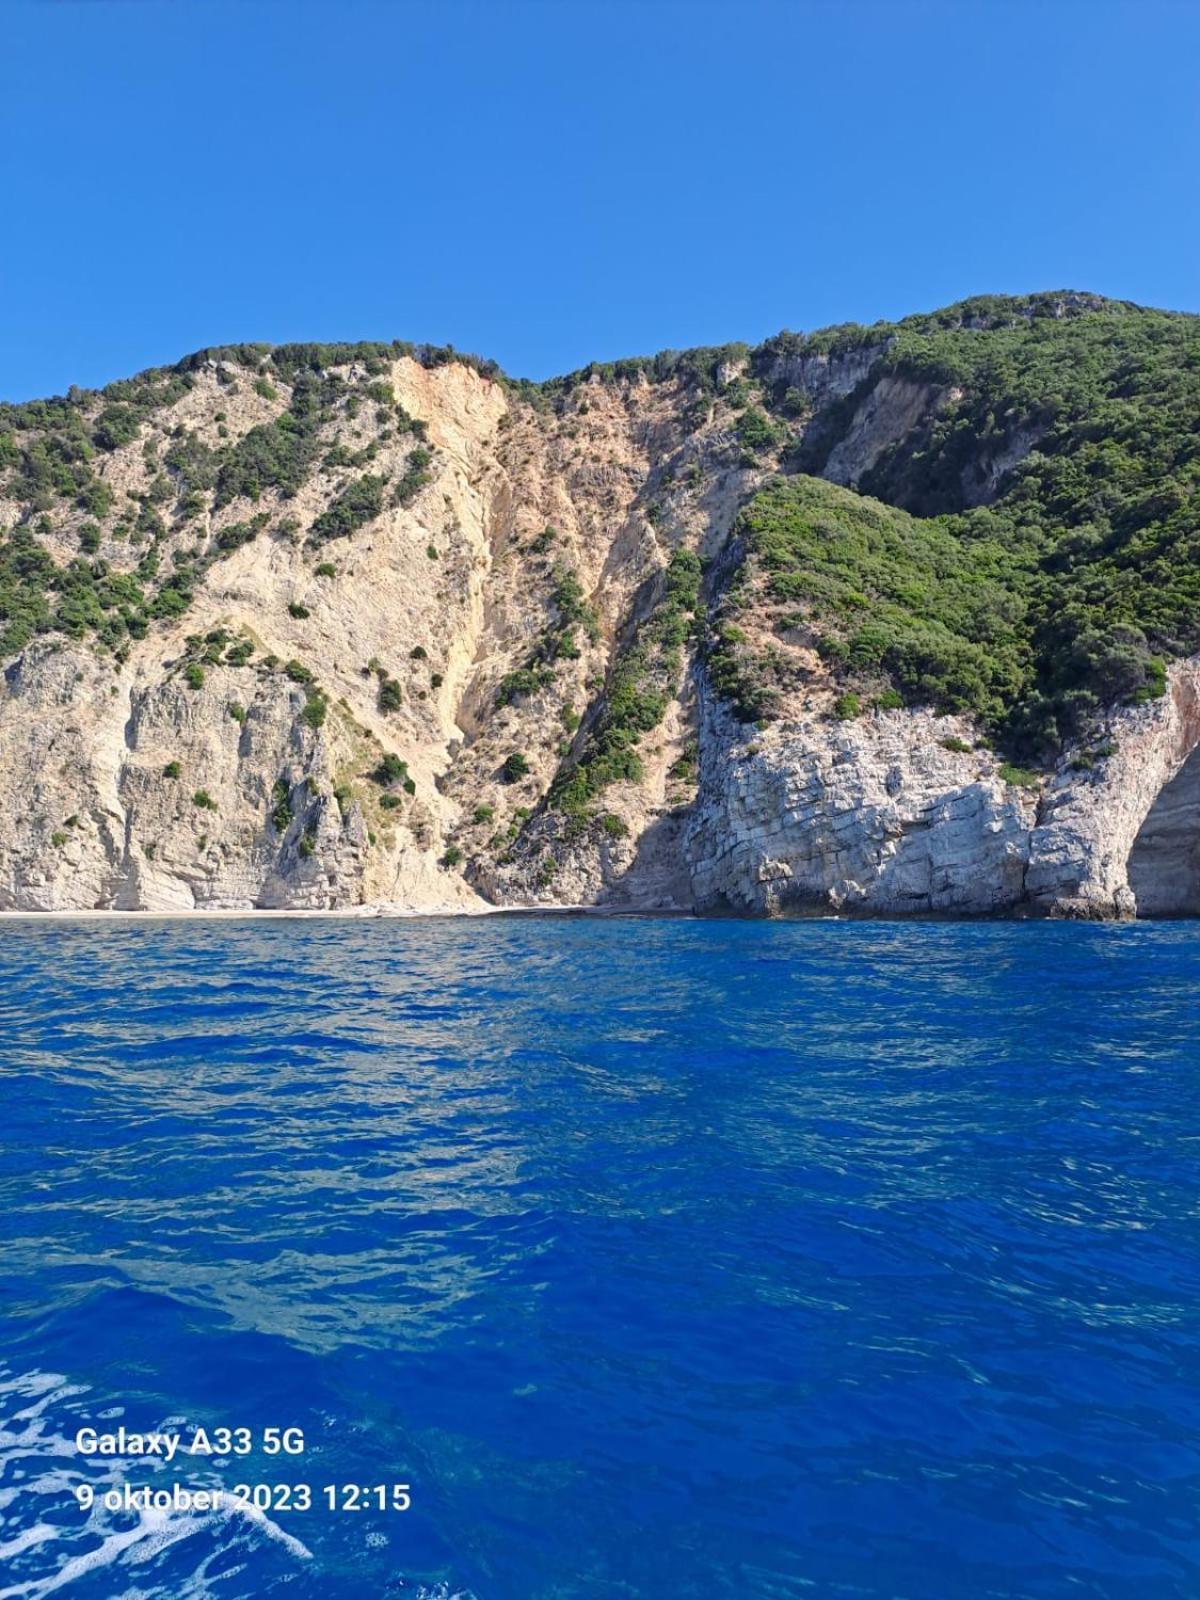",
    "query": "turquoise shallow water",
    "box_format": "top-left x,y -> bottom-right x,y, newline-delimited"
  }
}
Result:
0,916 -> 1197,1599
